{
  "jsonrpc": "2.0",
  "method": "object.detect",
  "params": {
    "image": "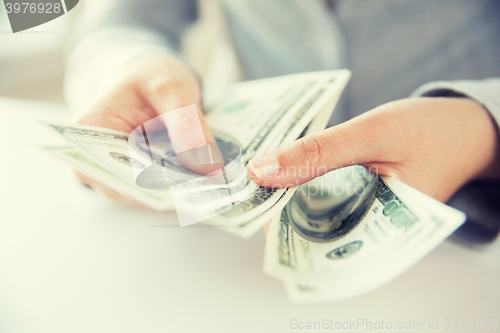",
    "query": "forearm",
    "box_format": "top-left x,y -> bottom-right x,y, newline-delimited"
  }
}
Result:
453,98 -> 500,181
